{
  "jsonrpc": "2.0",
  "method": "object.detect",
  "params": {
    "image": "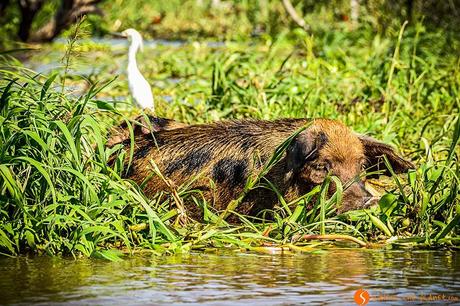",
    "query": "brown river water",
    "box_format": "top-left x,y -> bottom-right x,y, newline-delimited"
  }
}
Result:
0,248 -> 459,305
